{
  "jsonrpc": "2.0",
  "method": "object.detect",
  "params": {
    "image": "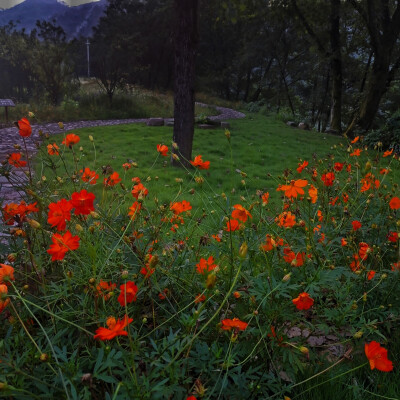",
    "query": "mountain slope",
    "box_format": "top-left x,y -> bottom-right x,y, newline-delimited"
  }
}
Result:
0,0 -> 107,38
